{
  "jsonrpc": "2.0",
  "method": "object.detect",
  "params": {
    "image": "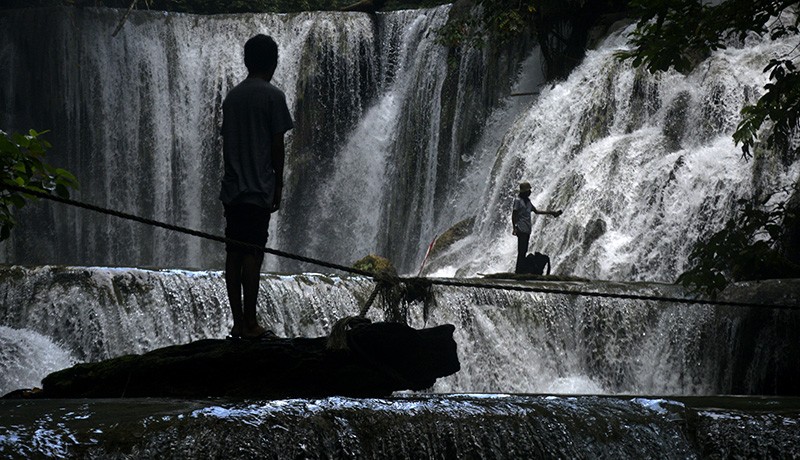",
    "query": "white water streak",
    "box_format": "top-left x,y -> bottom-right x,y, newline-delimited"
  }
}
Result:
1,266 -> 783,396
431,25 -> 800,282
